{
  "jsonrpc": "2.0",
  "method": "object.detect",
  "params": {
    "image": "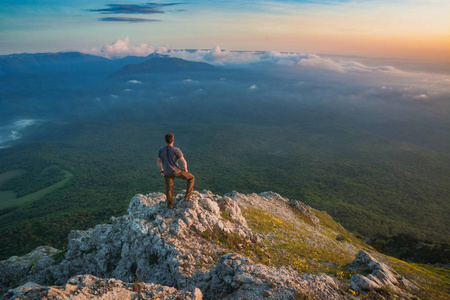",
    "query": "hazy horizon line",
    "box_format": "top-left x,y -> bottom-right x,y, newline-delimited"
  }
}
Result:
2,48 -> 450,65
